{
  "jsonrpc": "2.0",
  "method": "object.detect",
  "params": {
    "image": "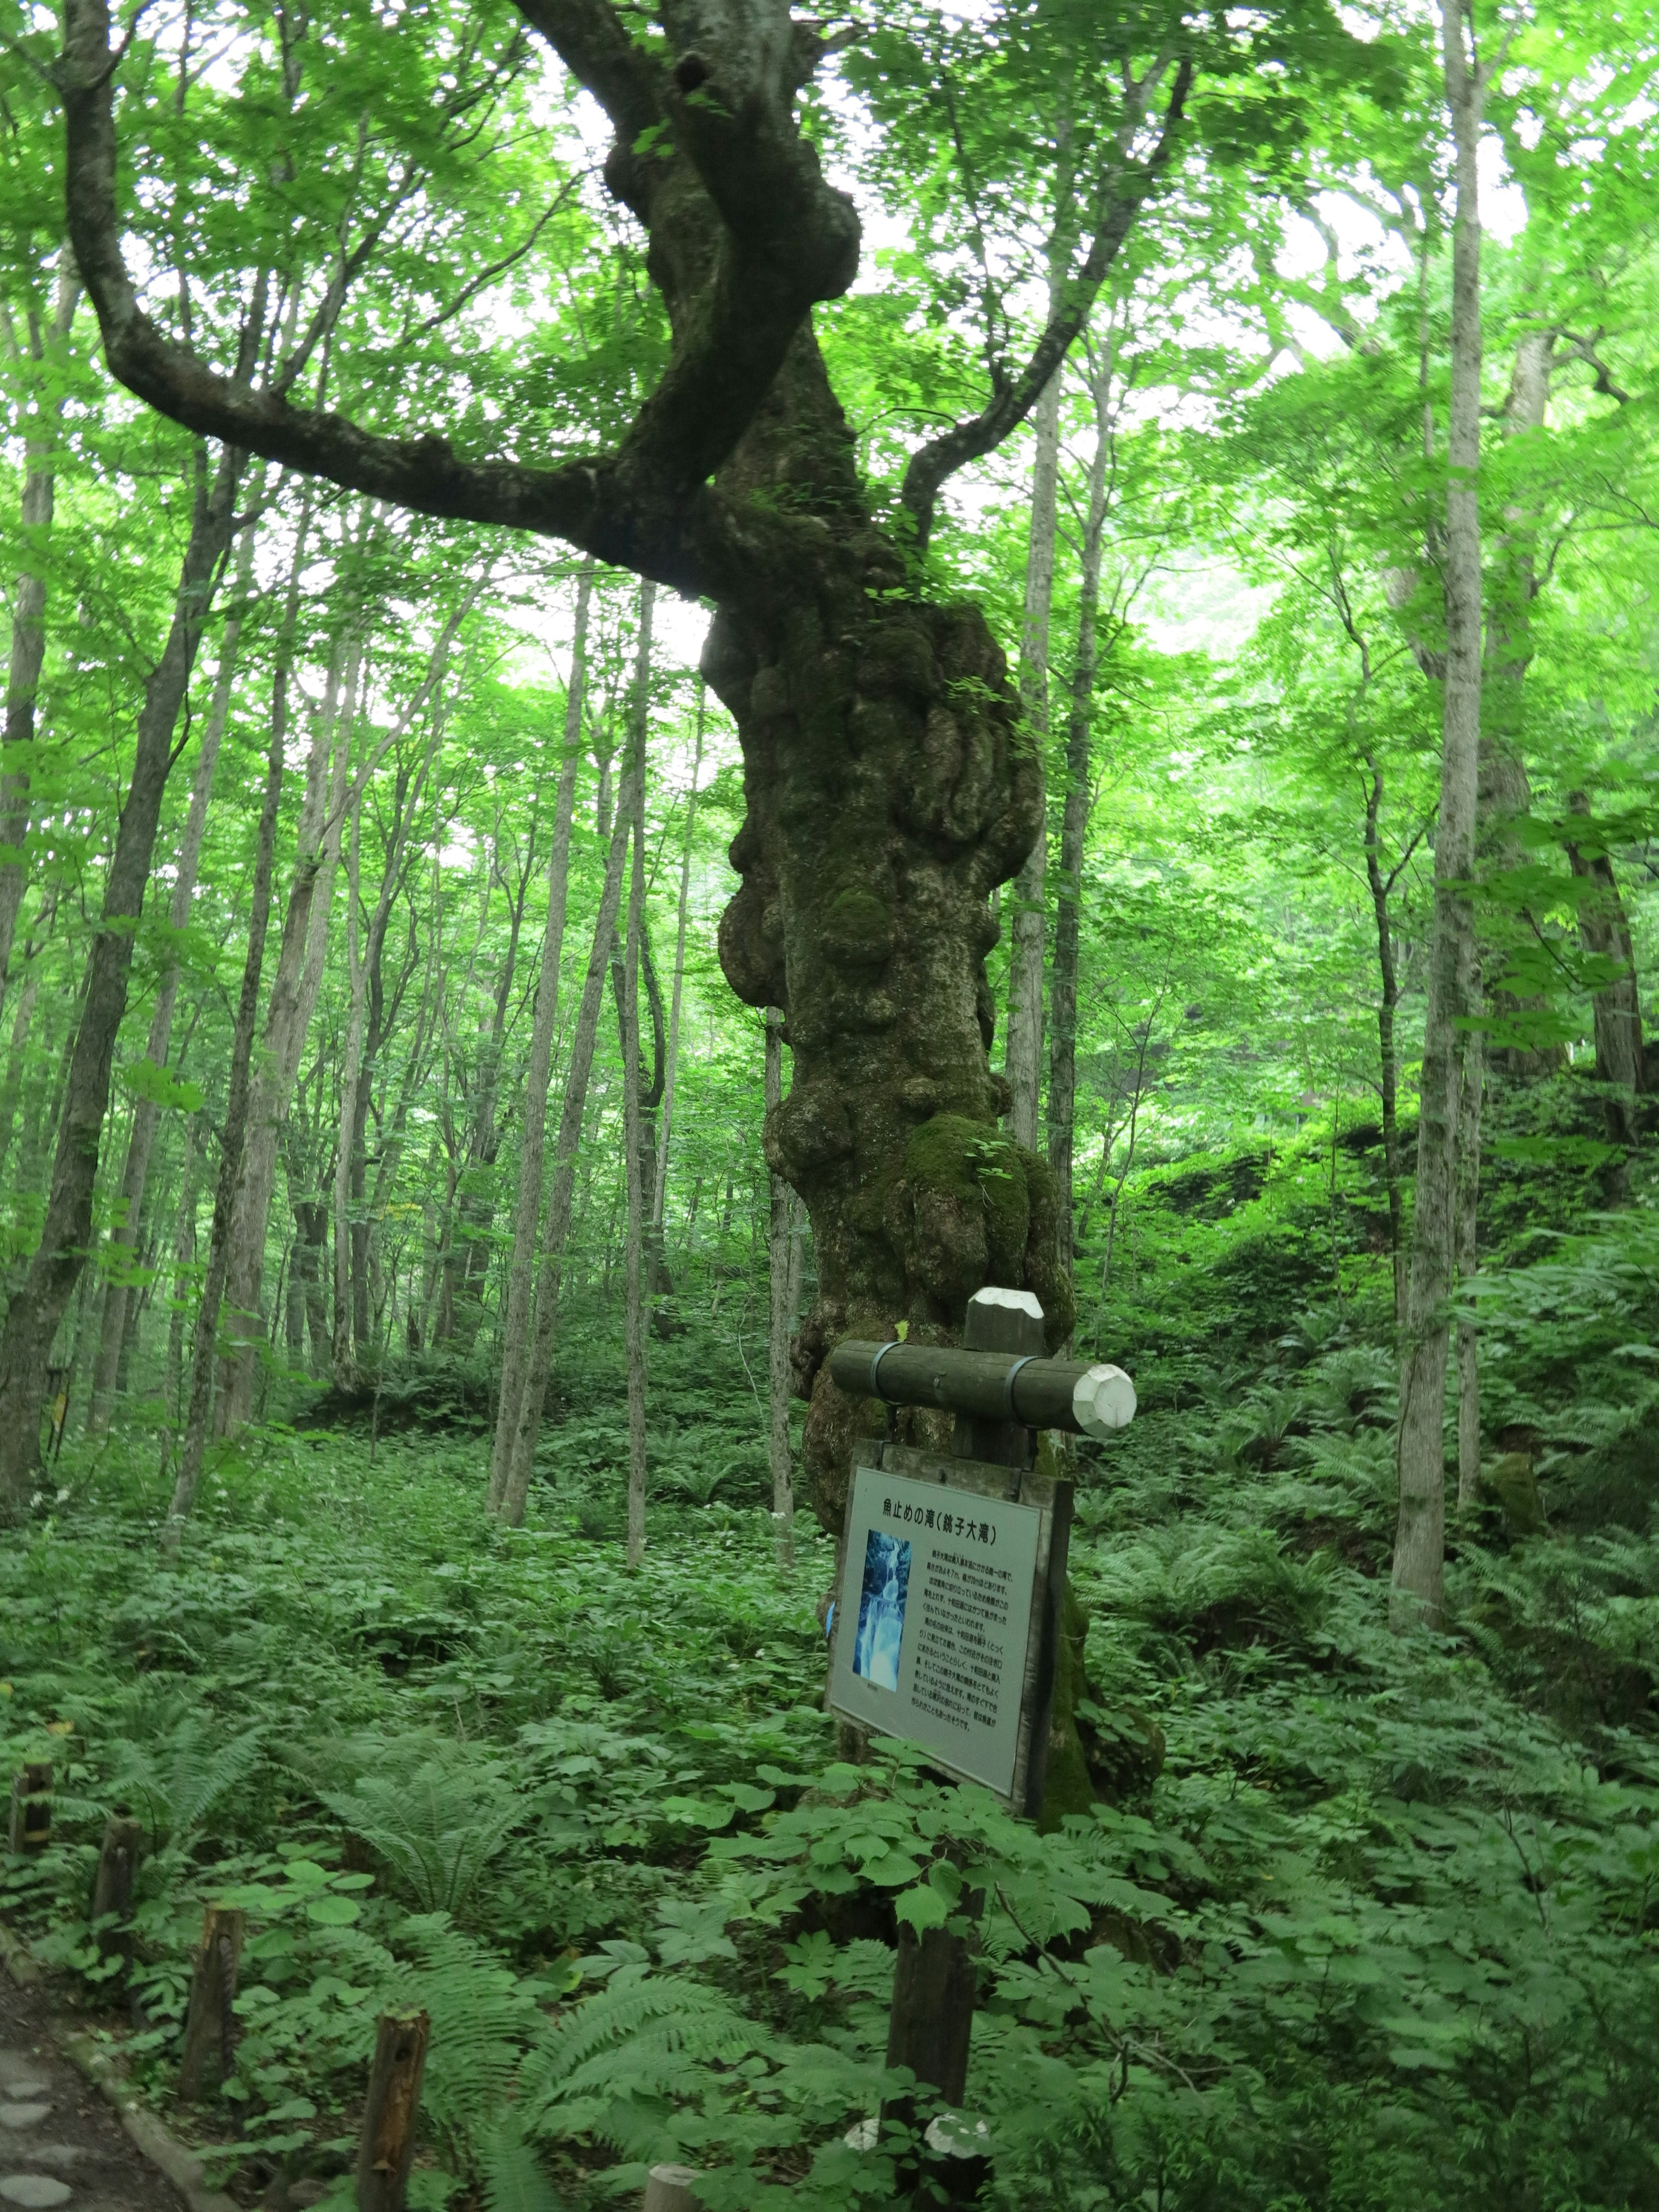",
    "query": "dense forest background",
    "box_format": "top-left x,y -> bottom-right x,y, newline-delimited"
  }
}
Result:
4,0 -> 1659,2203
